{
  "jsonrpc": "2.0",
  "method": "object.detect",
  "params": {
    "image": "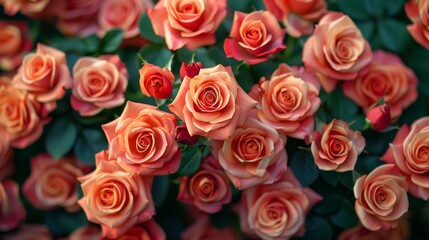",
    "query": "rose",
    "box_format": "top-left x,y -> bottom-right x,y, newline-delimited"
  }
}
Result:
263,0 -> 327,37
1,224 -> 52,240
211,116 -> 287,189
0,21 -> 32,70
310,119 -> 365,172
366,104 -> 391,131
55,0 -> 100,37
405,0 -> 429,50
12,43 -> 72,112
148,0 -> 227,50
343,50 -> 418,119
381,116 -> 429,200
181,215 -> 241,240
180,62 -> 203,80
251,63 -> 320,139
98,0 -> 152,39
0,131 -> 13,180
338,217 -> 410,240
78,160 -> 155,238
69,225 -> 101,240
175,123 -> 199,145
0,180 -> 26,231
354,164 -> 409,231
302,11 -> 373,92
240,170 -> 322,239
70,55 -> 128,116
178,154 -> 232,213
139,63 -> 174,99
102,101 -> 181,175
1,0 -> 50,15
224,11 -> 286,64
169,64 -> 257,140
101,221 -> 166,240
22,153 -> 83,212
